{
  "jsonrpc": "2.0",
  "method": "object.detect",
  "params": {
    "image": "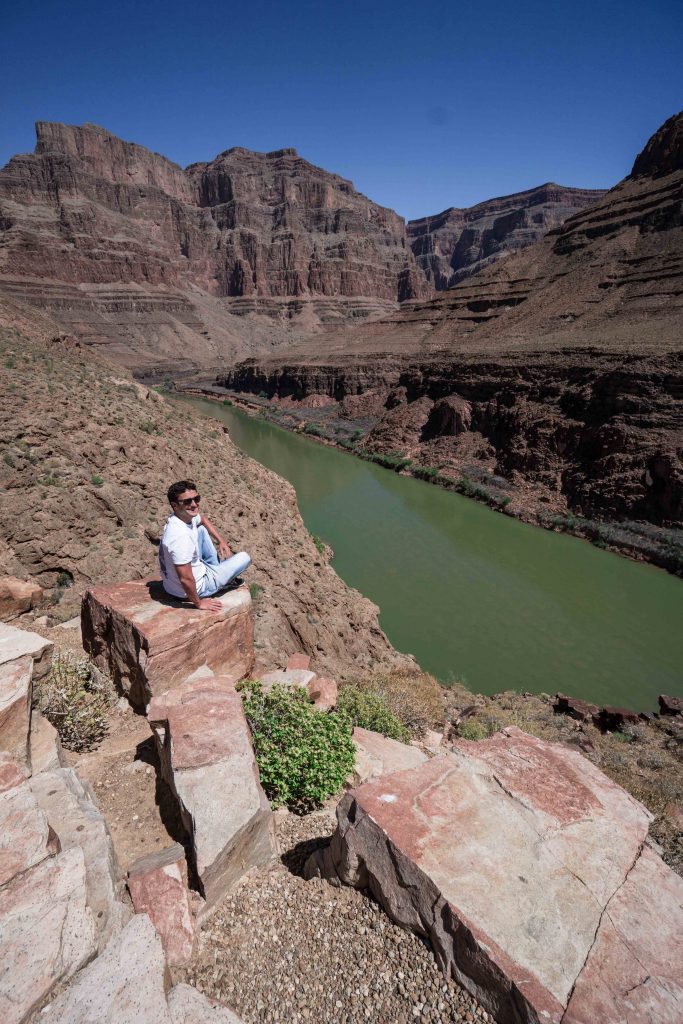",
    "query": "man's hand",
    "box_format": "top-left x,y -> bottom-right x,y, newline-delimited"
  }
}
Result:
217,539 -> 232,561
196,597 -> 223,612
